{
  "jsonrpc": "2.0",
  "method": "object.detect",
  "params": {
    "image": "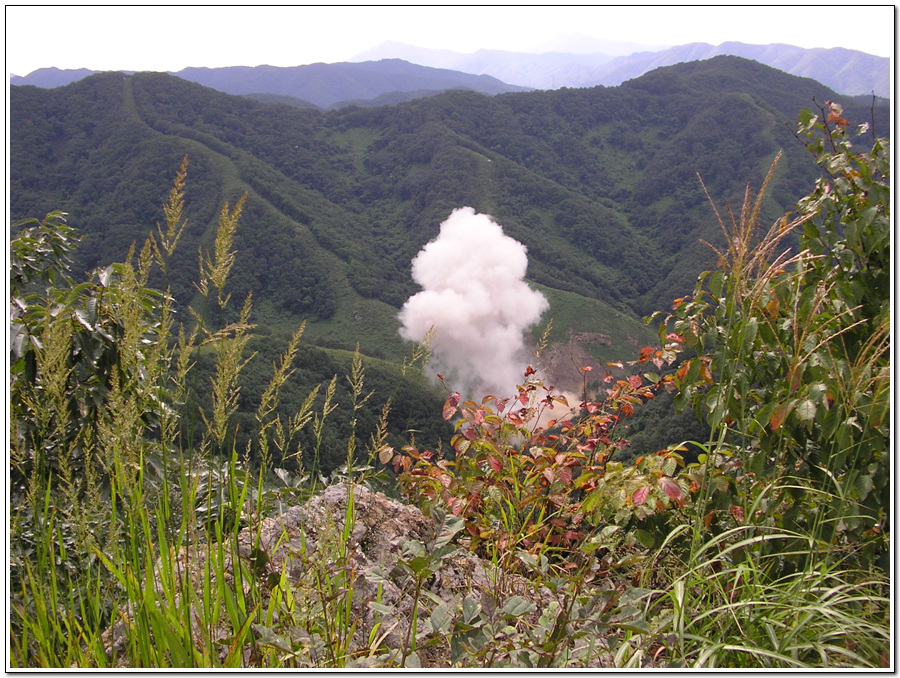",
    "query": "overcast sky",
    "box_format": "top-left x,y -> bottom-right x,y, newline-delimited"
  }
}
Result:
6,5 -> 894,77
